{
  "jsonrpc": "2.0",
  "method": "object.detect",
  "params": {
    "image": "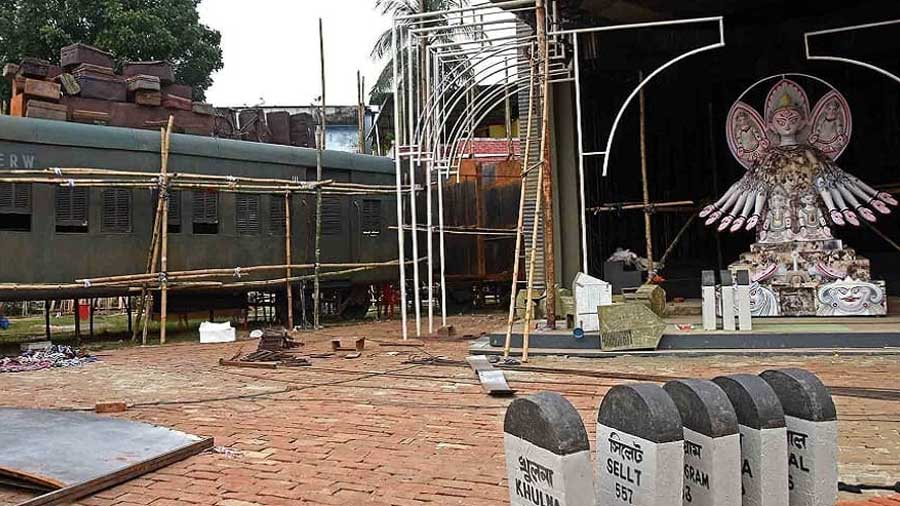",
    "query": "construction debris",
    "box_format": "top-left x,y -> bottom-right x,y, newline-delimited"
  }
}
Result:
331,337 -> 365,352
220,329 -> 309,368
257,328 -> 302,351
0,345 -> 97,373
